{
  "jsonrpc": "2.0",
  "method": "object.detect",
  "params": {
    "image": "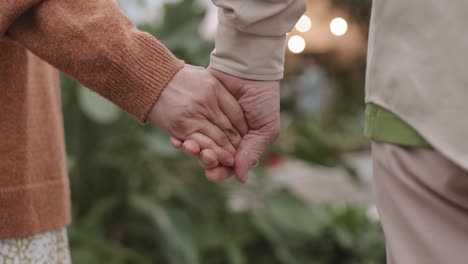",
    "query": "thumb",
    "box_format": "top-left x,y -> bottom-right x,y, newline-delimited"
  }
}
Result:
234,133 -> 270,183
